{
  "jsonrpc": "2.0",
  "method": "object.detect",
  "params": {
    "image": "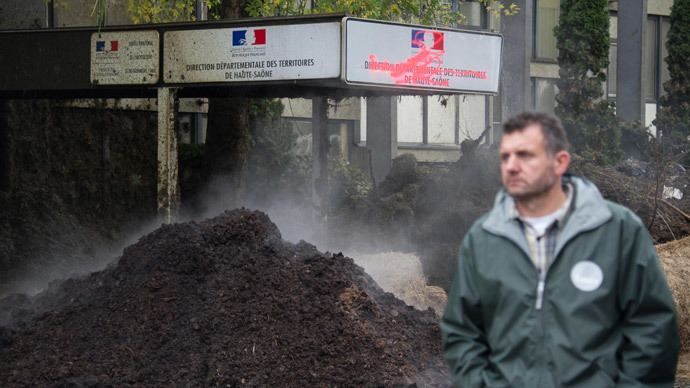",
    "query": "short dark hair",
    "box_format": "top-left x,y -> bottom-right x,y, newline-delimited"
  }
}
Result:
502,112 -> 569,155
